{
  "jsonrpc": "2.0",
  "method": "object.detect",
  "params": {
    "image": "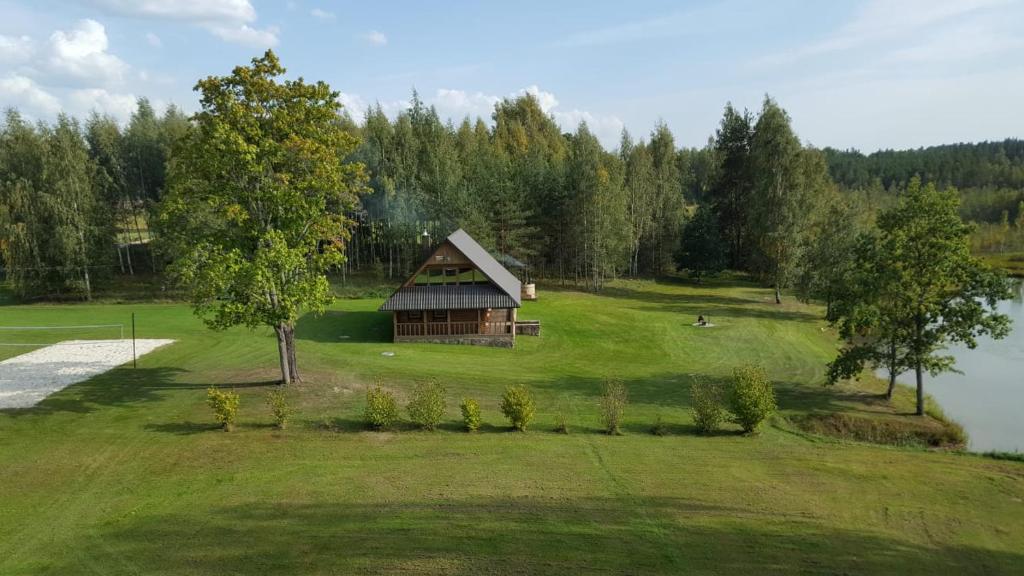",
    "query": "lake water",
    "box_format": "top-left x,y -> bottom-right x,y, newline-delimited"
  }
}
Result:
893,282 -> 1024,453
